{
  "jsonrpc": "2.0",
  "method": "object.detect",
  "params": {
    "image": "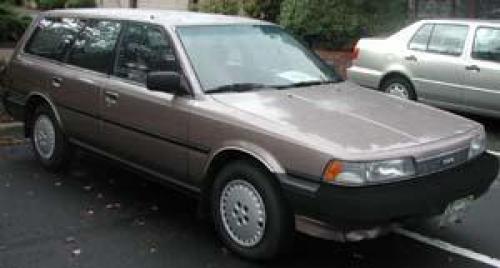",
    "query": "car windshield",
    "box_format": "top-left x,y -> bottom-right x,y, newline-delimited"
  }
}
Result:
176,24 -> 340,93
